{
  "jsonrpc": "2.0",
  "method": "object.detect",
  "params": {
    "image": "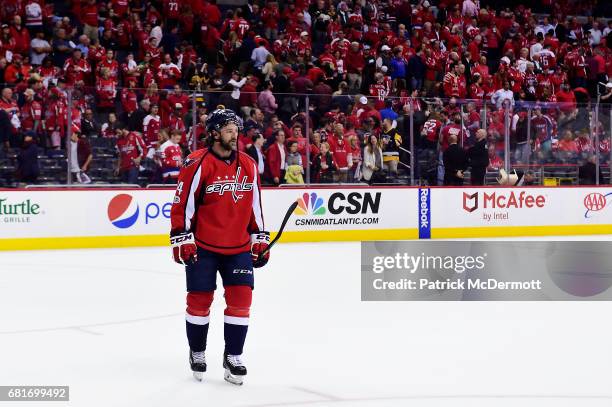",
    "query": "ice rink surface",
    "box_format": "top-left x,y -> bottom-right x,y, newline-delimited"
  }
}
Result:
1,238 -> 612,407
